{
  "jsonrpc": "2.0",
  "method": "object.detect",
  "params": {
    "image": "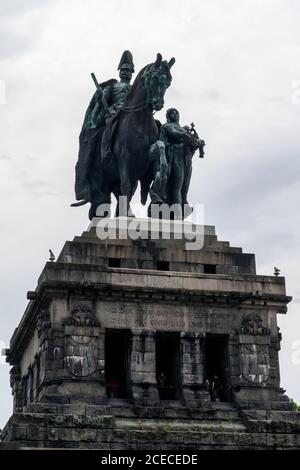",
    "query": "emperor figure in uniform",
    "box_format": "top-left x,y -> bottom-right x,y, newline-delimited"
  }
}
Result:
72,50 -> 135,214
